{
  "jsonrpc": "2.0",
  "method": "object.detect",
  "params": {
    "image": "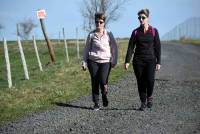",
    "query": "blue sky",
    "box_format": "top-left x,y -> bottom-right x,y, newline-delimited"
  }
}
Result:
0,0 -> 200,40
